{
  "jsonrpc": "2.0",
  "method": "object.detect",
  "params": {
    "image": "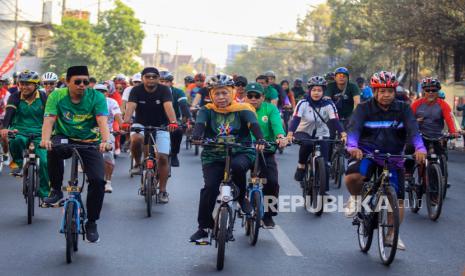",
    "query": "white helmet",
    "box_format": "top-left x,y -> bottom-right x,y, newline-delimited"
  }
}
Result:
41,72 -> 58,82
132,73 -> 142,82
